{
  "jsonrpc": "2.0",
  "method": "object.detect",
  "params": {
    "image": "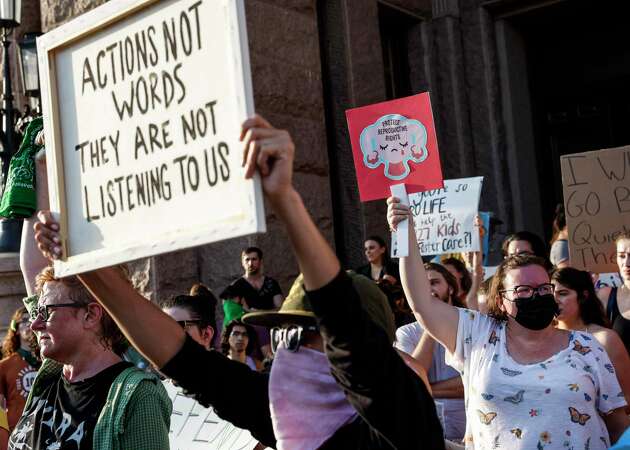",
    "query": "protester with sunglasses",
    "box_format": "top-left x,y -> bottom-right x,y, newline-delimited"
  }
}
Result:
33,115 -> 444,449
388,197 -> 630,449
7,267 -> 171,450
160,291 -> 217,351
